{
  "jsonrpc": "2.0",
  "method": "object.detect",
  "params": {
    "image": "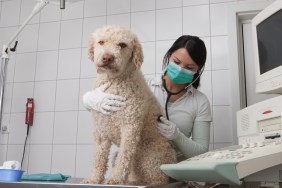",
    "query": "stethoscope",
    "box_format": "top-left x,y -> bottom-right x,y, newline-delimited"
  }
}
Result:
158,65 -> 205,121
